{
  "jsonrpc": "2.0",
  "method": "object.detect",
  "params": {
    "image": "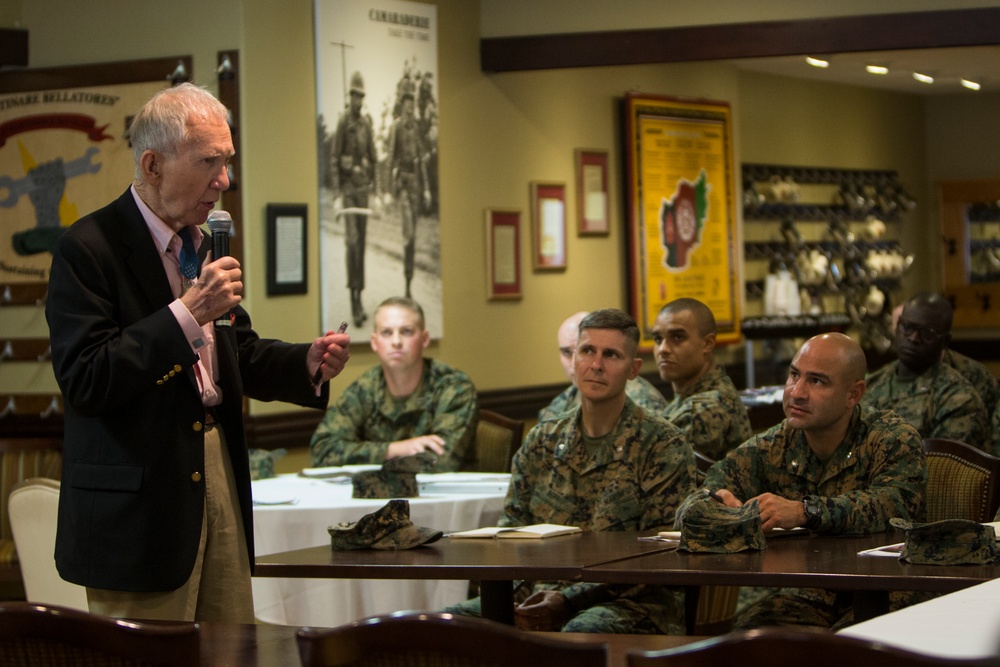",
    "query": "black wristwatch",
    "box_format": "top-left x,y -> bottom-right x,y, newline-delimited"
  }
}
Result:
802,496 -> 823,530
